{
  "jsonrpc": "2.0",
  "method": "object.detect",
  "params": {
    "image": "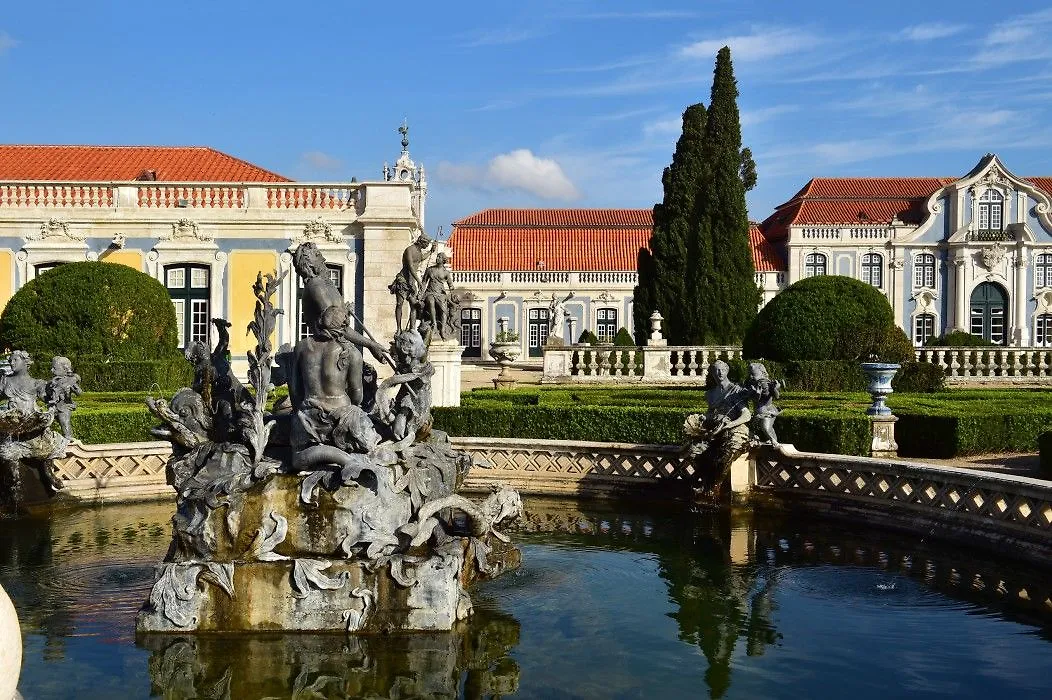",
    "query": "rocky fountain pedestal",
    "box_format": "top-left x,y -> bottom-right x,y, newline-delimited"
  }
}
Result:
137,247 -> 522,636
